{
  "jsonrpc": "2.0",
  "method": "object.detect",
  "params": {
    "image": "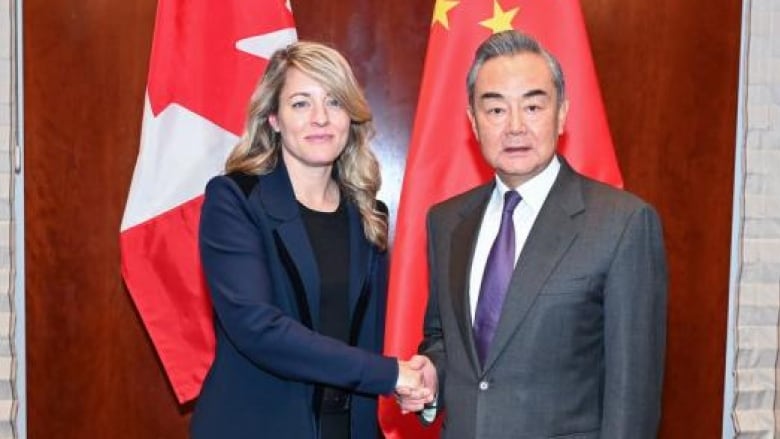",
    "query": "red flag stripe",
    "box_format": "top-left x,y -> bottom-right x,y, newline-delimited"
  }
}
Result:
120,197 -> 212,402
